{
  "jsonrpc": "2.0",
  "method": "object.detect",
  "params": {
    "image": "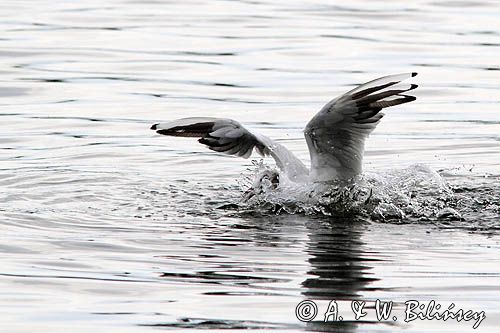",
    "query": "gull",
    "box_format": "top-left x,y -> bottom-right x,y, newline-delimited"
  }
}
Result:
151,73 -> 418,184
